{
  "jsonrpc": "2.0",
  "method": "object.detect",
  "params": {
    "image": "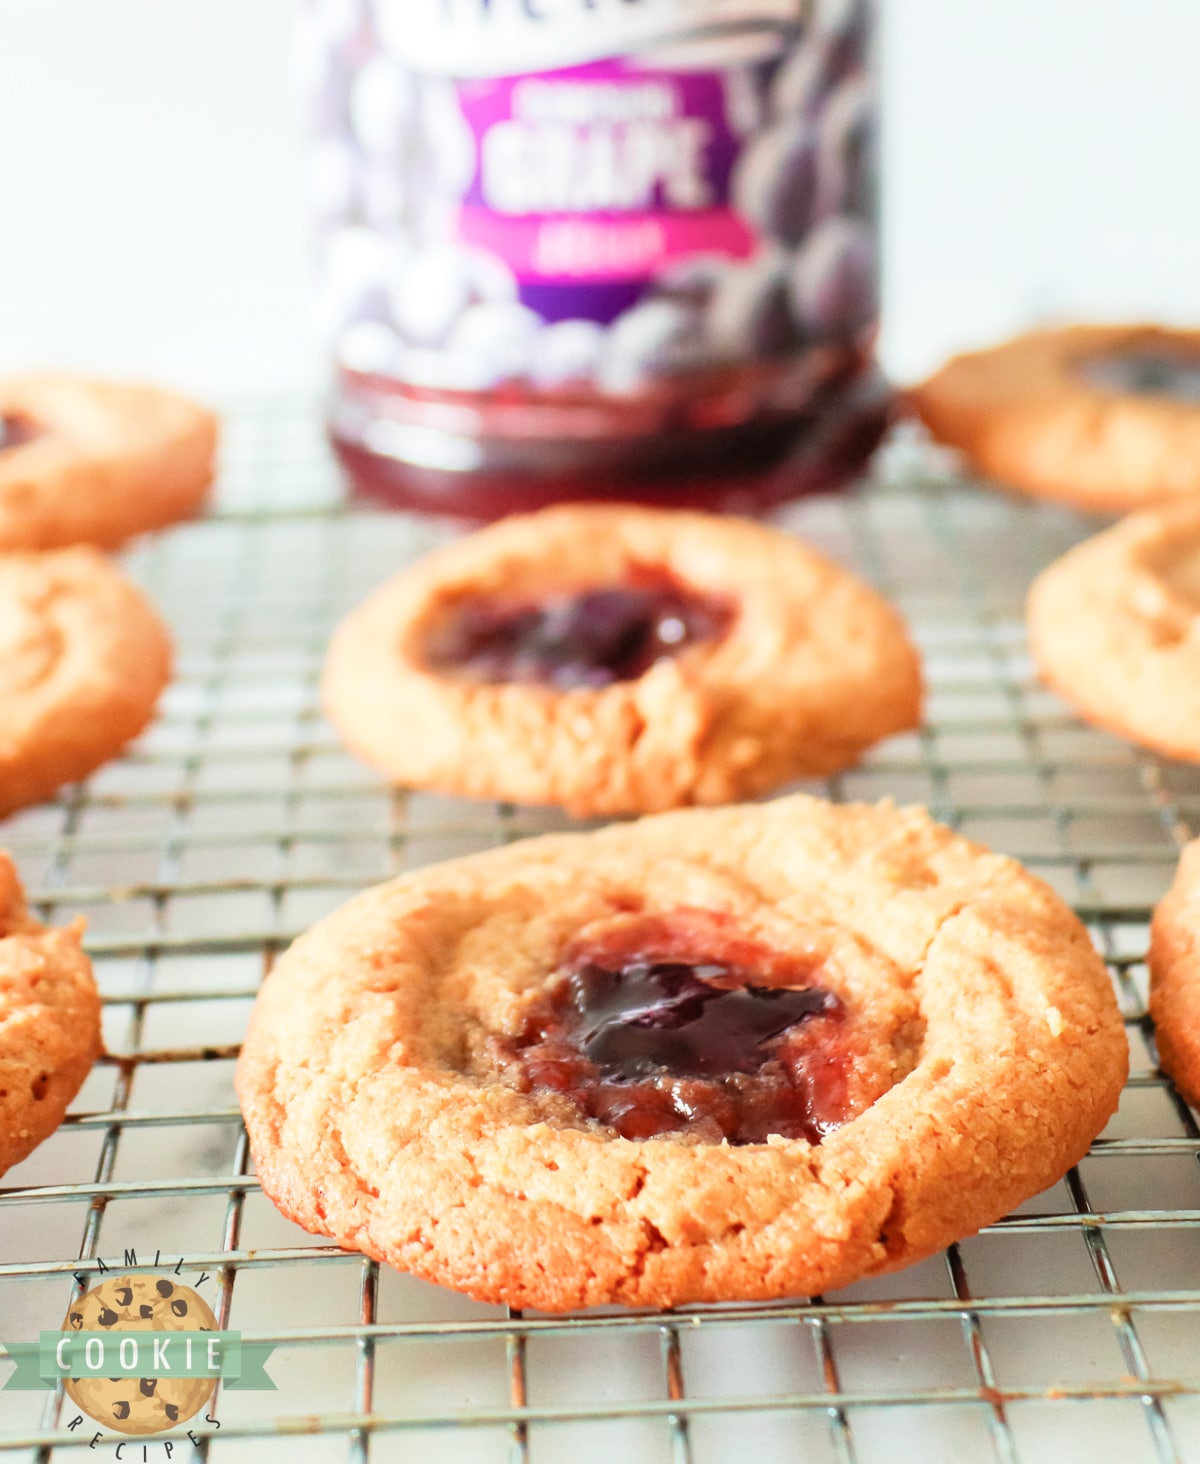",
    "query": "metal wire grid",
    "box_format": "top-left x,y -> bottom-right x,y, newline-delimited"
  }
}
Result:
1,401 -> 1199,1464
